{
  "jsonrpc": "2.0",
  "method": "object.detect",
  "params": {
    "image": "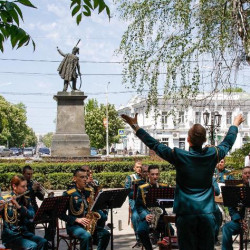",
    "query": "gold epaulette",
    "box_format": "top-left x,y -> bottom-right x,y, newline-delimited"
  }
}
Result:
67,188 -> 76,195
159,183 -> 168,187
84,187 -> 92,192
237,184 -> 244,187
140,183 -> 149,190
